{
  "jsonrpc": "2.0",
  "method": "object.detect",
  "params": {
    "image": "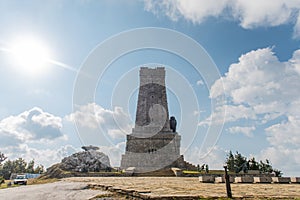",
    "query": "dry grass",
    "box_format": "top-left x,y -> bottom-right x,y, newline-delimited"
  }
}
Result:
0,180 -> 19,189
0,178 -> 59,189
27,178 -> 59,185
